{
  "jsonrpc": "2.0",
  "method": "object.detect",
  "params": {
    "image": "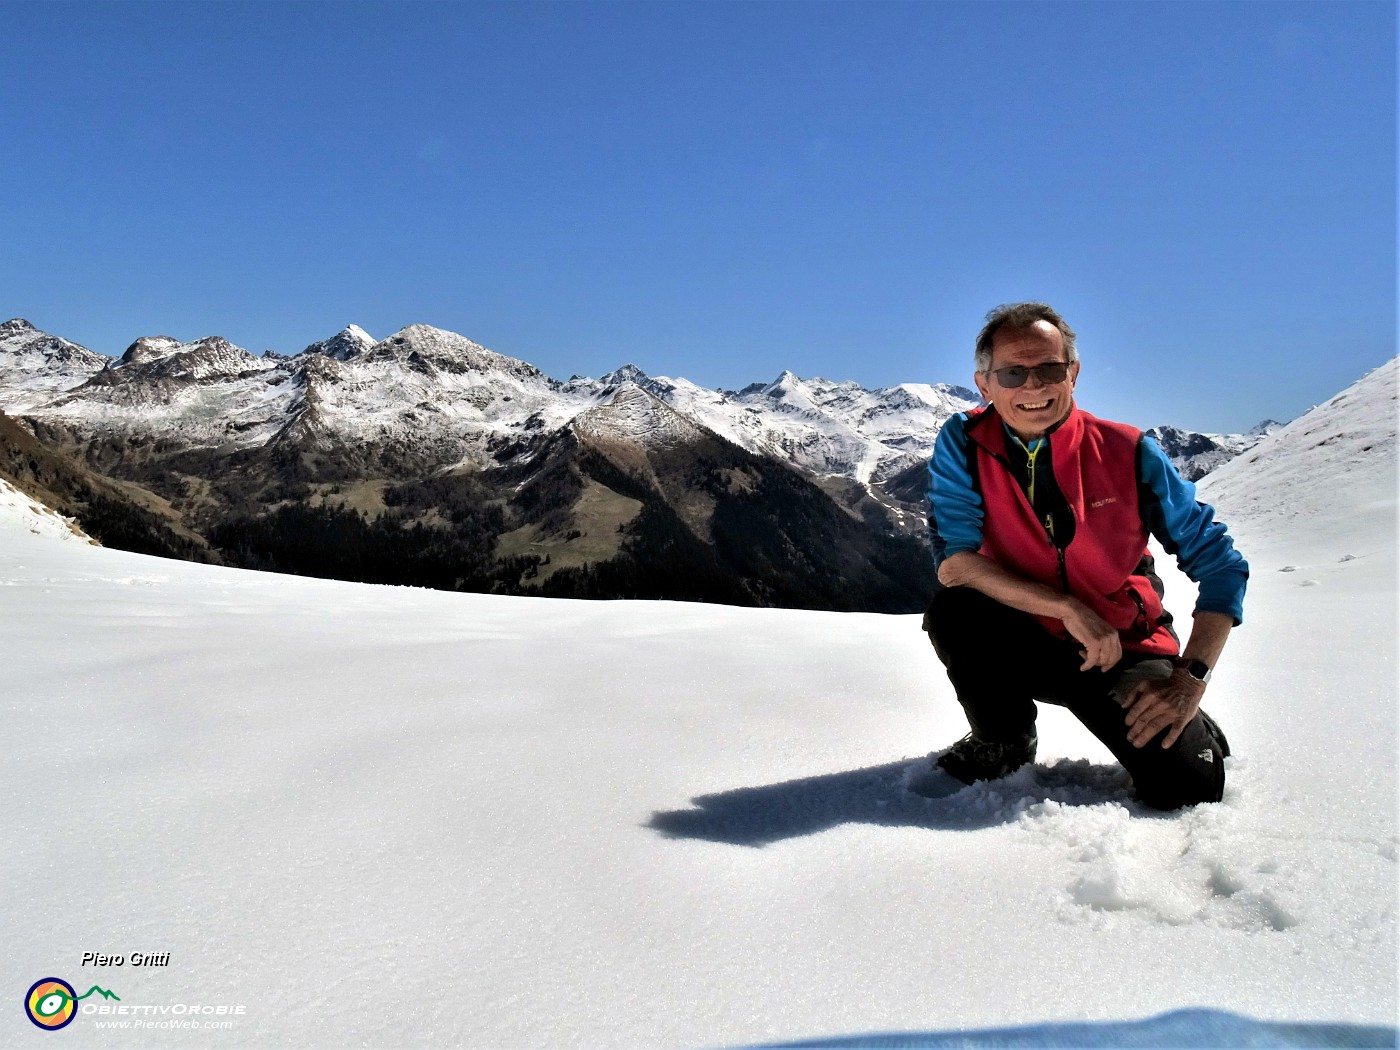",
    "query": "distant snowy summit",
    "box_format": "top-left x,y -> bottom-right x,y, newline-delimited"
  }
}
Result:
299,323 -> 376,362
